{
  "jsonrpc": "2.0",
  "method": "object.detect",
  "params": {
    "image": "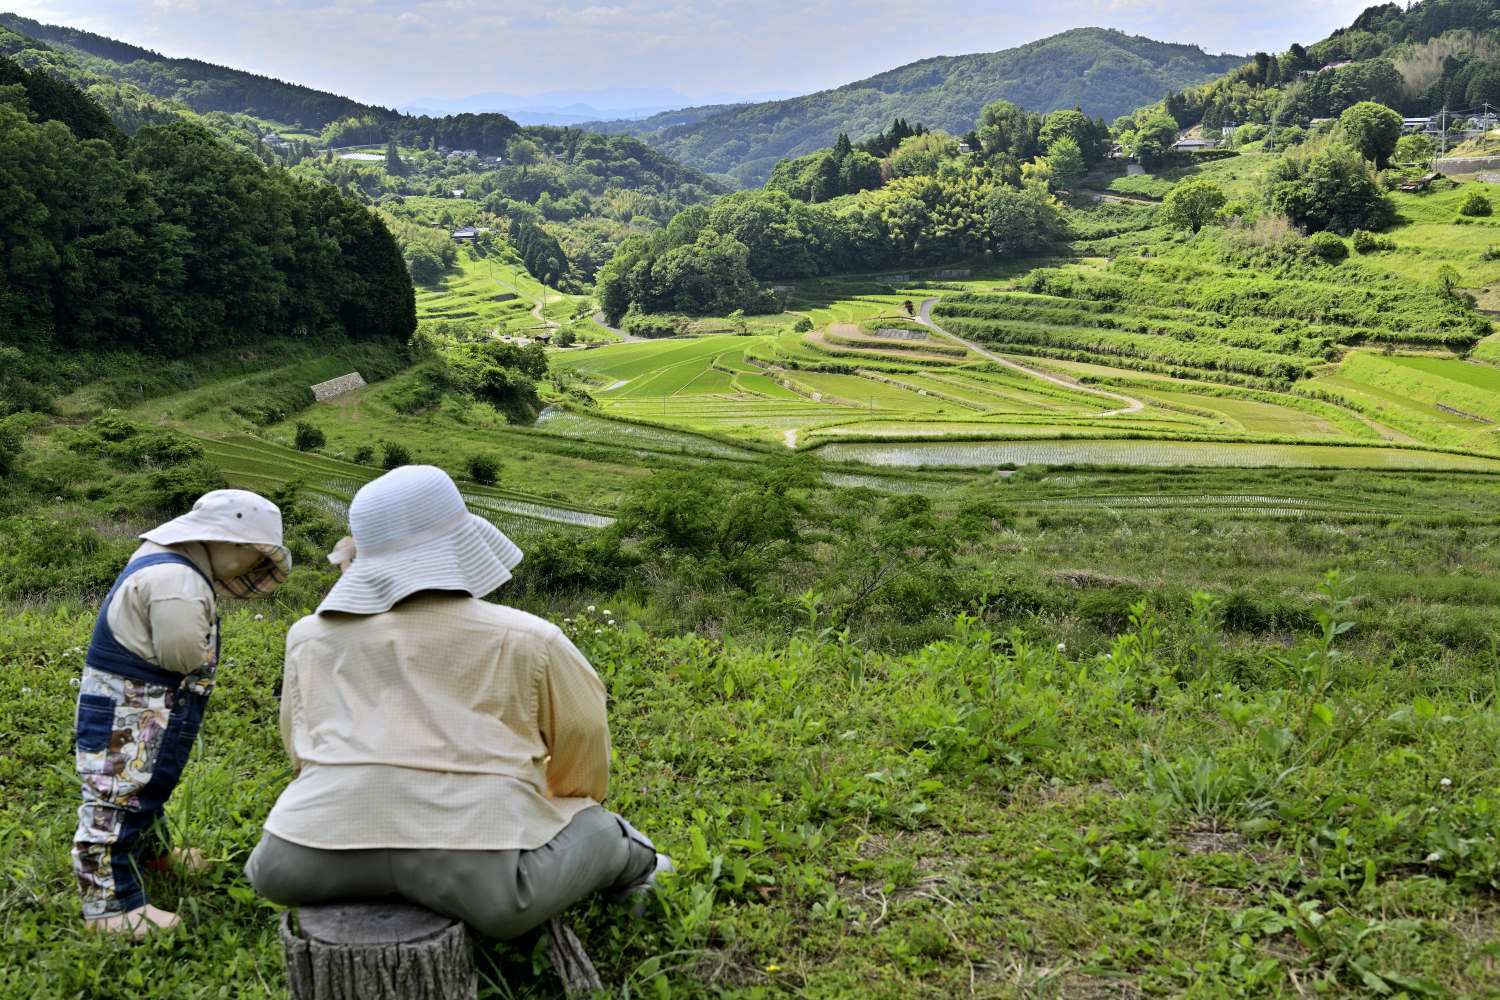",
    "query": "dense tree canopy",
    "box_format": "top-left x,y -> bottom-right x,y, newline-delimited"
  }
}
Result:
1161,178 -> 1228,233
1338,101 -> 1402,169
766,131 -> 883,202
1266,142 -> 1396,235
1149,0 -> 1500,134
596,148 -> 1063,321
0,58 -> 414,358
